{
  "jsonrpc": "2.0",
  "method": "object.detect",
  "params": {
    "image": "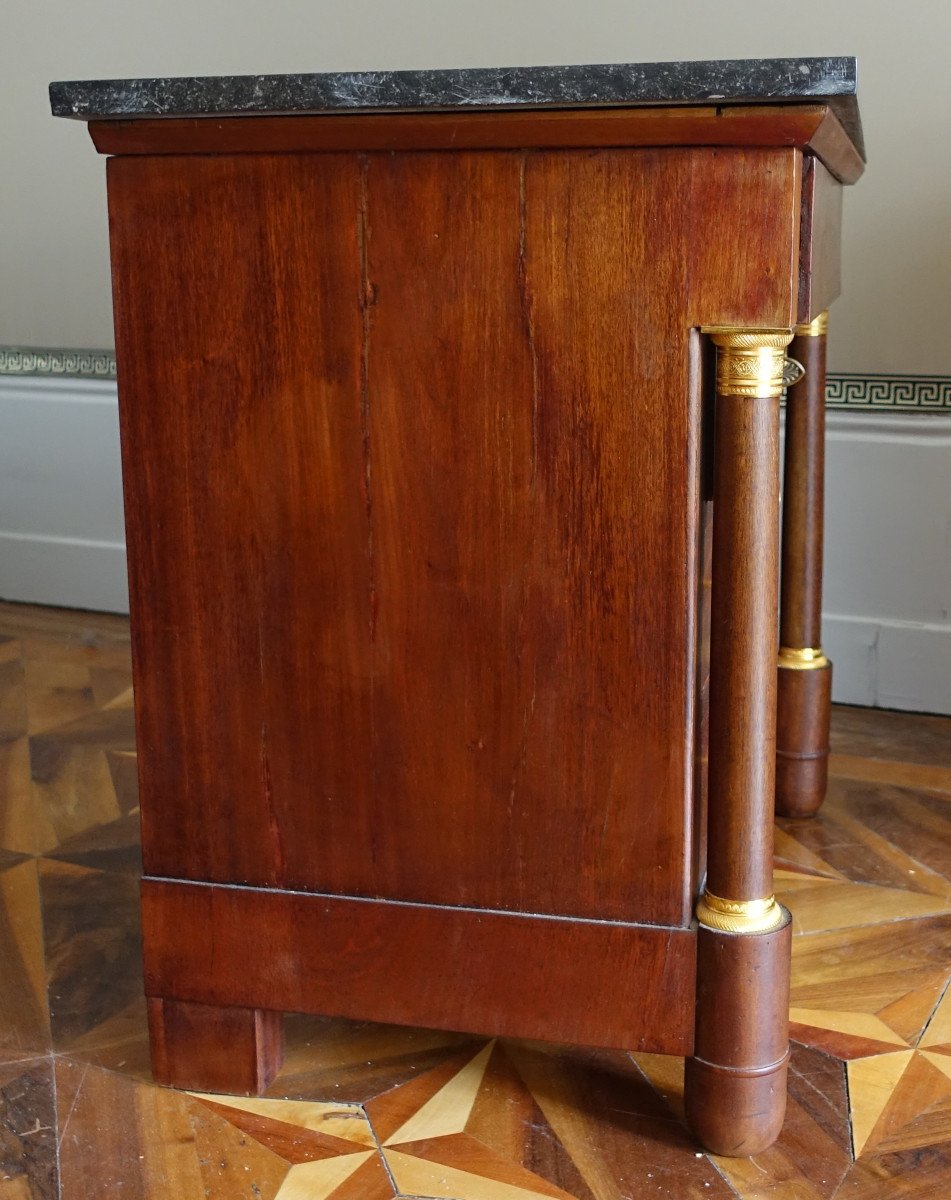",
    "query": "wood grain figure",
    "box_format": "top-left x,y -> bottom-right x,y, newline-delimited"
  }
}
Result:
777,321 -> 833,818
